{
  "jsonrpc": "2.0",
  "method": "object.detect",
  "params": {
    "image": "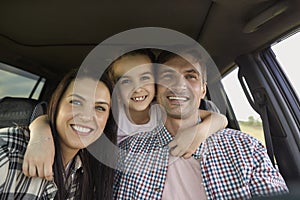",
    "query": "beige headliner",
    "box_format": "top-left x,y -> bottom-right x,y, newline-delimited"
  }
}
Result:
0,0 -> 299,79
